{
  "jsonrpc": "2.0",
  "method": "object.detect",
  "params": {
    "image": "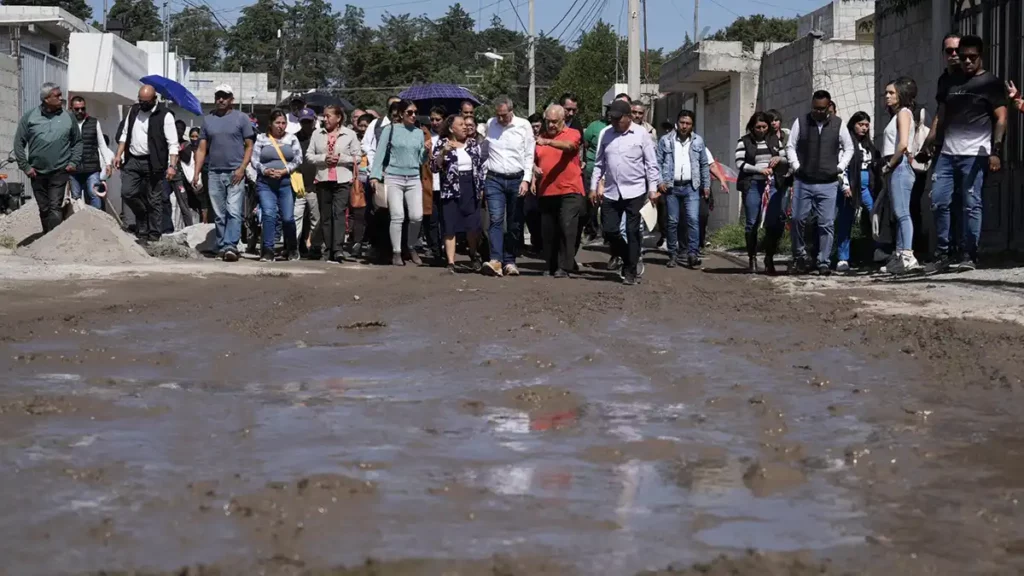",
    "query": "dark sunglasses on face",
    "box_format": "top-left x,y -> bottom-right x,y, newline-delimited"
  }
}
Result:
404,110 -> 417,116
72,107 -> 86,112
960,53 -> 980,62
564,107 -> 577,112
944,47 -> 958,55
